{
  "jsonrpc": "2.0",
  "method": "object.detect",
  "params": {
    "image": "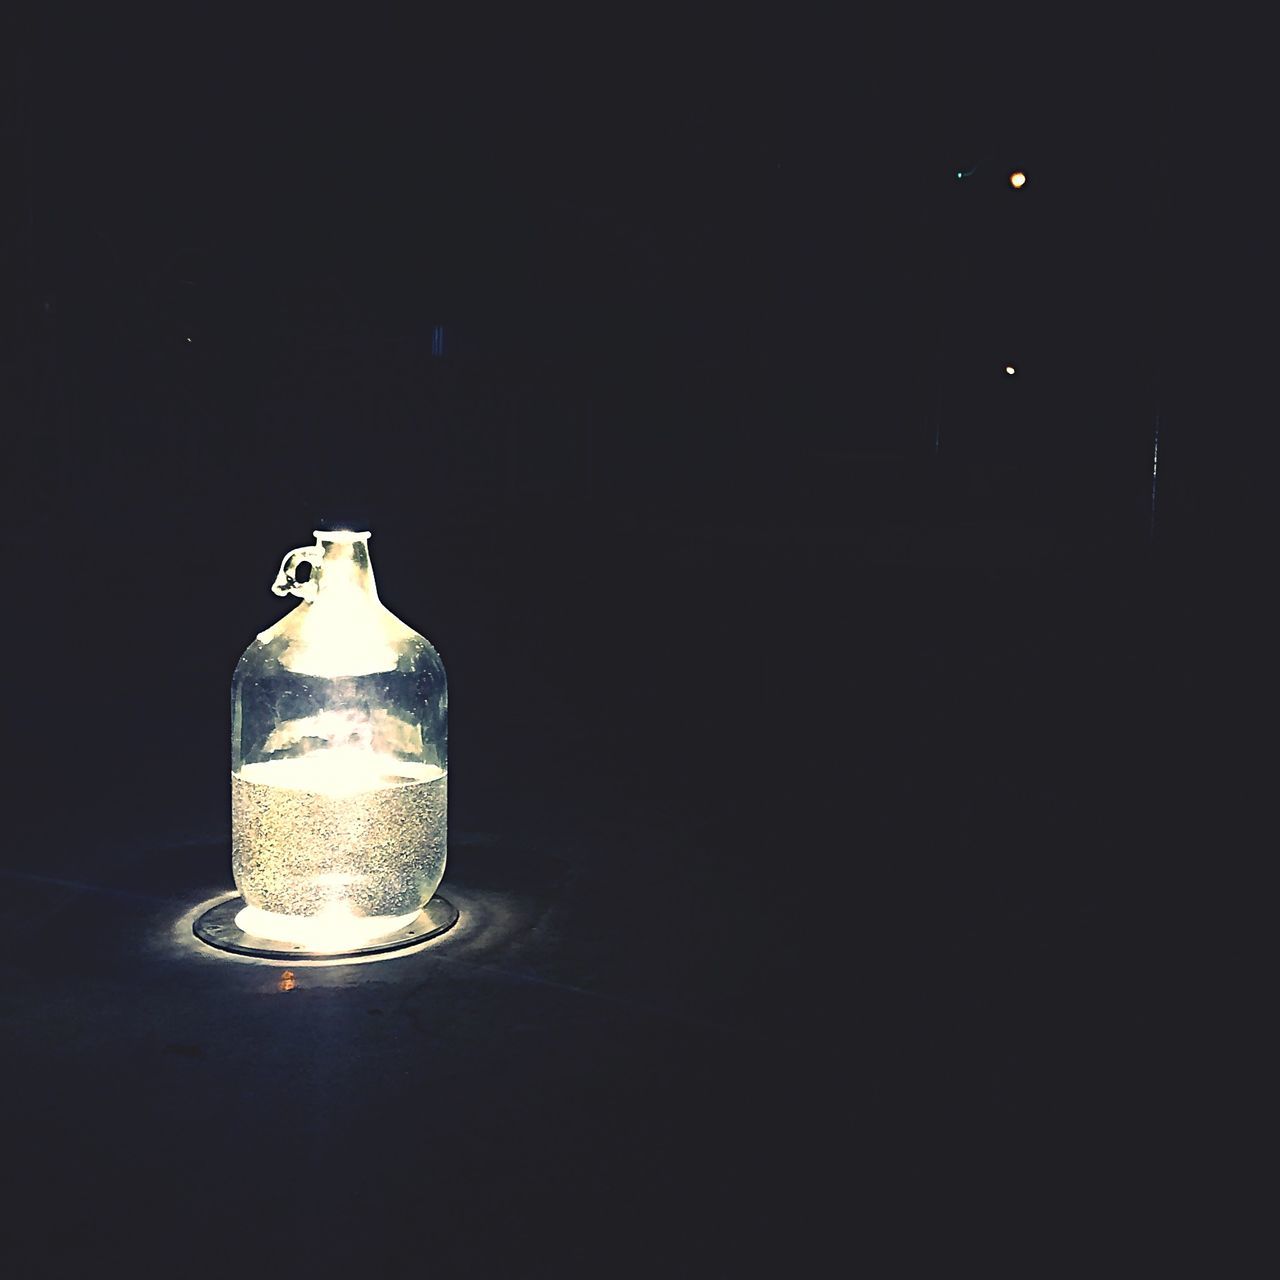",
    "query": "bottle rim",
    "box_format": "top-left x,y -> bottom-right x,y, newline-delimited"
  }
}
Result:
313,529 -> 372,542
